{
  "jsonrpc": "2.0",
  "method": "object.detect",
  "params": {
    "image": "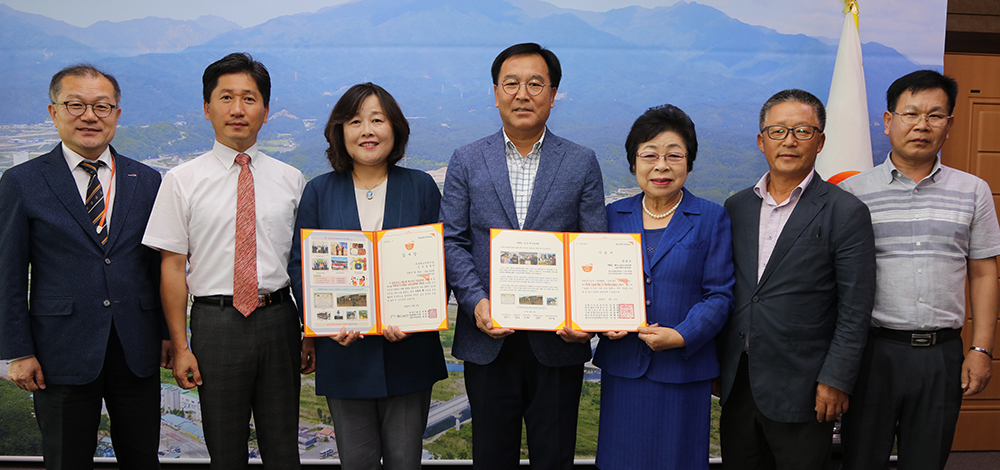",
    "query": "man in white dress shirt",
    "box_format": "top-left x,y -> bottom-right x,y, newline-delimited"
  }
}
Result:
143,52 -> 312,470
